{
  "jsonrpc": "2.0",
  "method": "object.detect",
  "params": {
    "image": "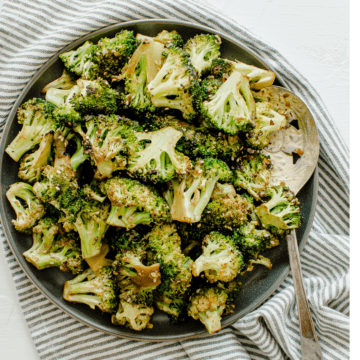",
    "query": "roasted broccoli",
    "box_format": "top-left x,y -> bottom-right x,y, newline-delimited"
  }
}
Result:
188,286 -> 227,334
246,102 -> 287,149
136,30 -> 184,48
184,34 -> 221,76
59,41 -> 99,80
101,177 -> 171,229
117,36 -> 165,113
216,277 -> 242,315
24,219 -> 84,273
200,69 -> 256,135
5,98 -> 56,162
6,182 -> 46,233
70,135 -> 89,171
18,132 -> 53,183
42,69 -> 77,93
192,232 -> 244,283
143,114 -> 243,161
63,267 -> 117,313
127,126 -> 192,184
233,153 -> 272,200
228,59 -> 276,90
94,30 -> 137,79
168,157 -> 232,223
147,224 -> 193,322
255,185 -> 301,236
75,201 -> 110,259
210,182 -> 237,200
147,47 -> 201,121
74,115 -> 142,179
